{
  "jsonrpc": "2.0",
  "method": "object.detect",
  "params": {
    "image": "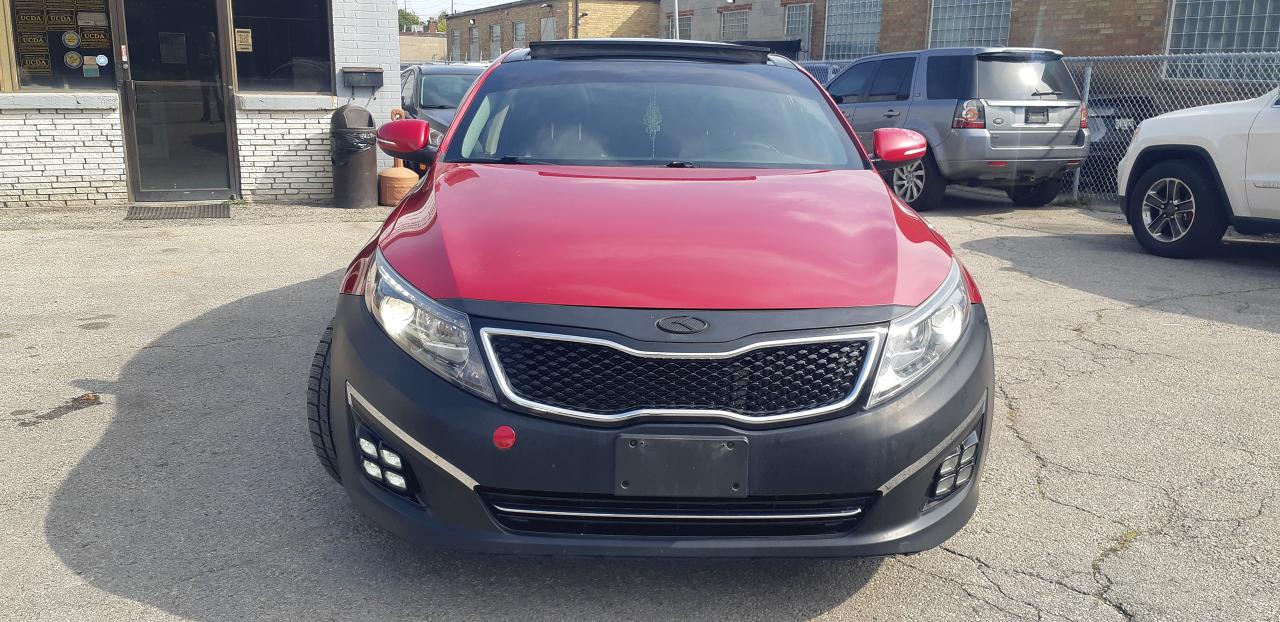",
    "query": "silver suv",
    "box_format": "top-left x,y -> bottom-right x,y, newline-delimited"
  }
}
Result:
825,47 -> 1089,210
